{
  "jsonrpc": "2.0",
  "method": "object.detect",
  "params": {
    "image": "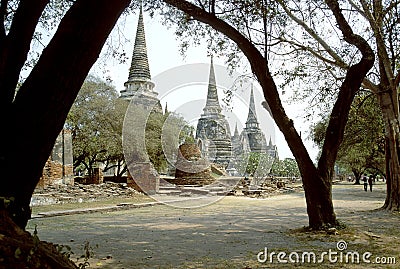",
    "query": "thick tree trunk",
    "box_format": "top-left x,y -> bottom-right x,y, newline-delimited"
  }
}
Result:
383,134 -> 400,210
378,90 -> 400,210
353,169 -> 362,185
295,153 -> 337,229
0,0 -> 130,229
0,0 -> 49,106
303,172 -> 337,229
